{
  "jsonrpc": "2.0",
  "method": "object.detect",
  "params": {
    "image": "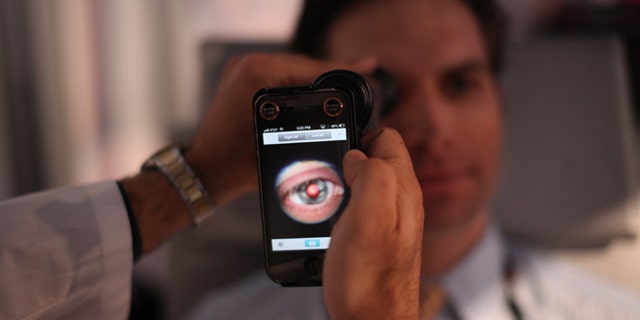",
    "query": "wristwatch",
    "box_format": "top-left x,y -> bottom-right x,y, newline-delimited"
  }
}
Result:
142,143 -> 214,226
